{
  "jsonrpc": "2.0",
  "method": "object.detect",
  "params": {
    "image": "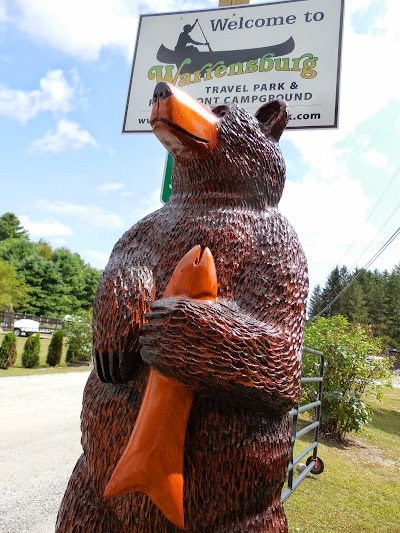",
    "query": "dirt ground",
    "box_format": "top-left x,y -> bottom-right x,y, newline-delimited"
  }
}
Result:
0,371 -> 90,533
